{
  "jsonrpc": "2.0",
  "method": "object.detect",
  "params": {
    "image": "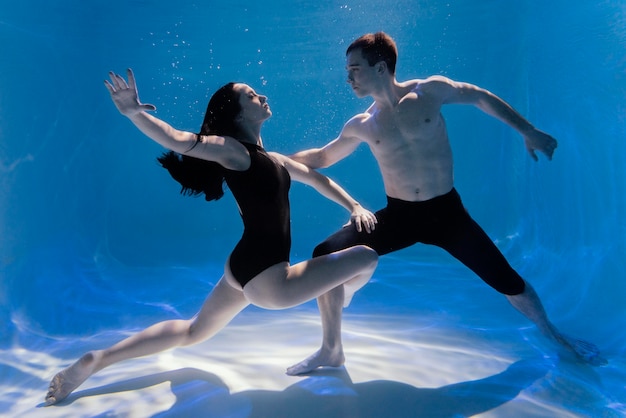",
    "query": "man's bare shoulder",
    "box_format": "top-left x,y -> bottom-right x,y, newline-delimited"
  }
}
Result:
397,78 -> 422,88
395,78 -> 455,100
399,76 -> 461,104
343,112 -> 372,139
346,109 -> 375,126
414,75 -> 456,91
